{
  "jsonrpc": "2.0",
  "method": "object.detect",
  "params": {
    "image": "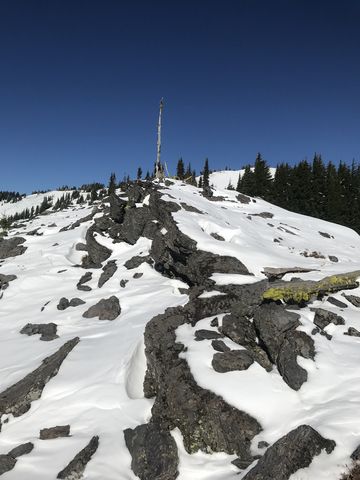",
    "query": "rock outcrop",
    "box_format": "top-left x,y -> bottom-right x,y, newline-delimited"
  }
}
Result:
82,296 -> 120,321
57,435 -> 99,479
0,237 -> 27,259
